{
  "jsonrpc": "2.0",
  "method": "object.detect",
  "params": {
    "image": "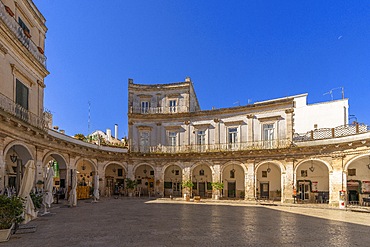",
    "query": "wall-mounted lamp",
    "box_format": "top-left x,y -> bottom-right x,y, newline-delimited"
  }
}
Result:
267,164 -> 271,173
10,146 -> 17,163
367,155 -> 370,170
309,160 -> 315,172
